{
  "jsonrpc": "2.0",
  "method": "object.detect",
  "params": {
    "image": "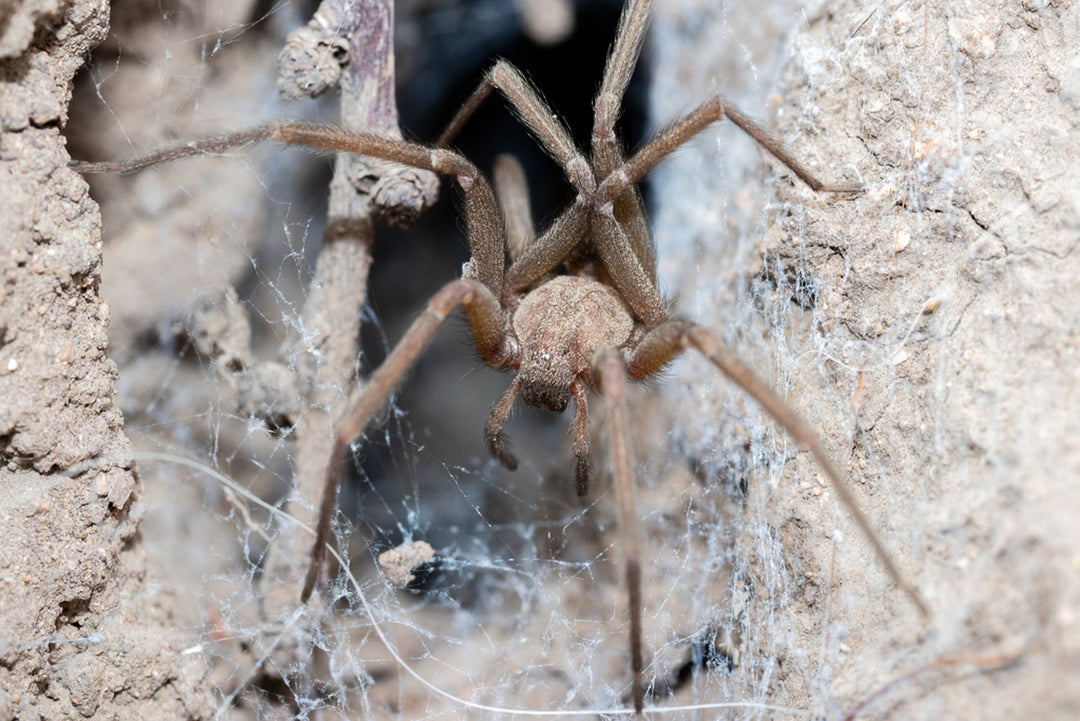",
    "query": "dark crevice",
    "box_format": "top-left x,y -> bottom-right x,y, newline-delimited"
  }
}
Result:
647,628 -> 736,703
57,596 -> 92,631
688,446 -> 750,500
966,207 -> 990,232
0,434 -> 38,470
